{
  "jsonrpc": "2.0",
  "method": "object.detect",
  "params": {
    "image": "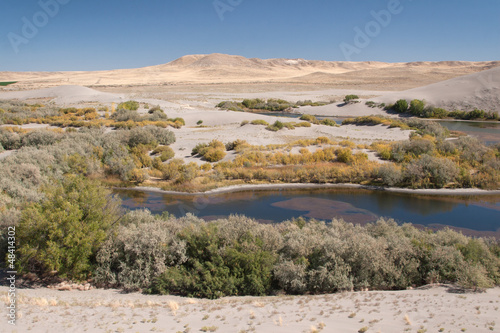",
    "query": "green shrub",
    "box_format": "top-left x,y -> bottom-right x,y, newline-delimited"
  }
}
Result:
336,148 -> 353,163
266,120 -> 284,131
152,146 -> 175,161
390,138 -> 435,162
148,219 -> 277,298
321,119 -> 338,126
216,101 -> 244,112
393,99 -> 409,113
148,109 -> 168,121
0,130 -> 21,150
250,119 -> 269,126
169,117 -> 185,125
95,210 -> 187,290
147,126 -> 176,145
21,130 -> 60,148
344,95 -> 359,104
192,140 -> 226,161
225,139 -> 248,151
409,99 -> 425,116
377,164 -> 402,186
117,100 -> 140,111
16,175 -> 121,280
111,109 -> 140,122
192,143 -> 209,156
299,114 -> 320,124
404,154 -> 459,188
128,127 -> 157,148
204,148 -> 226,162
